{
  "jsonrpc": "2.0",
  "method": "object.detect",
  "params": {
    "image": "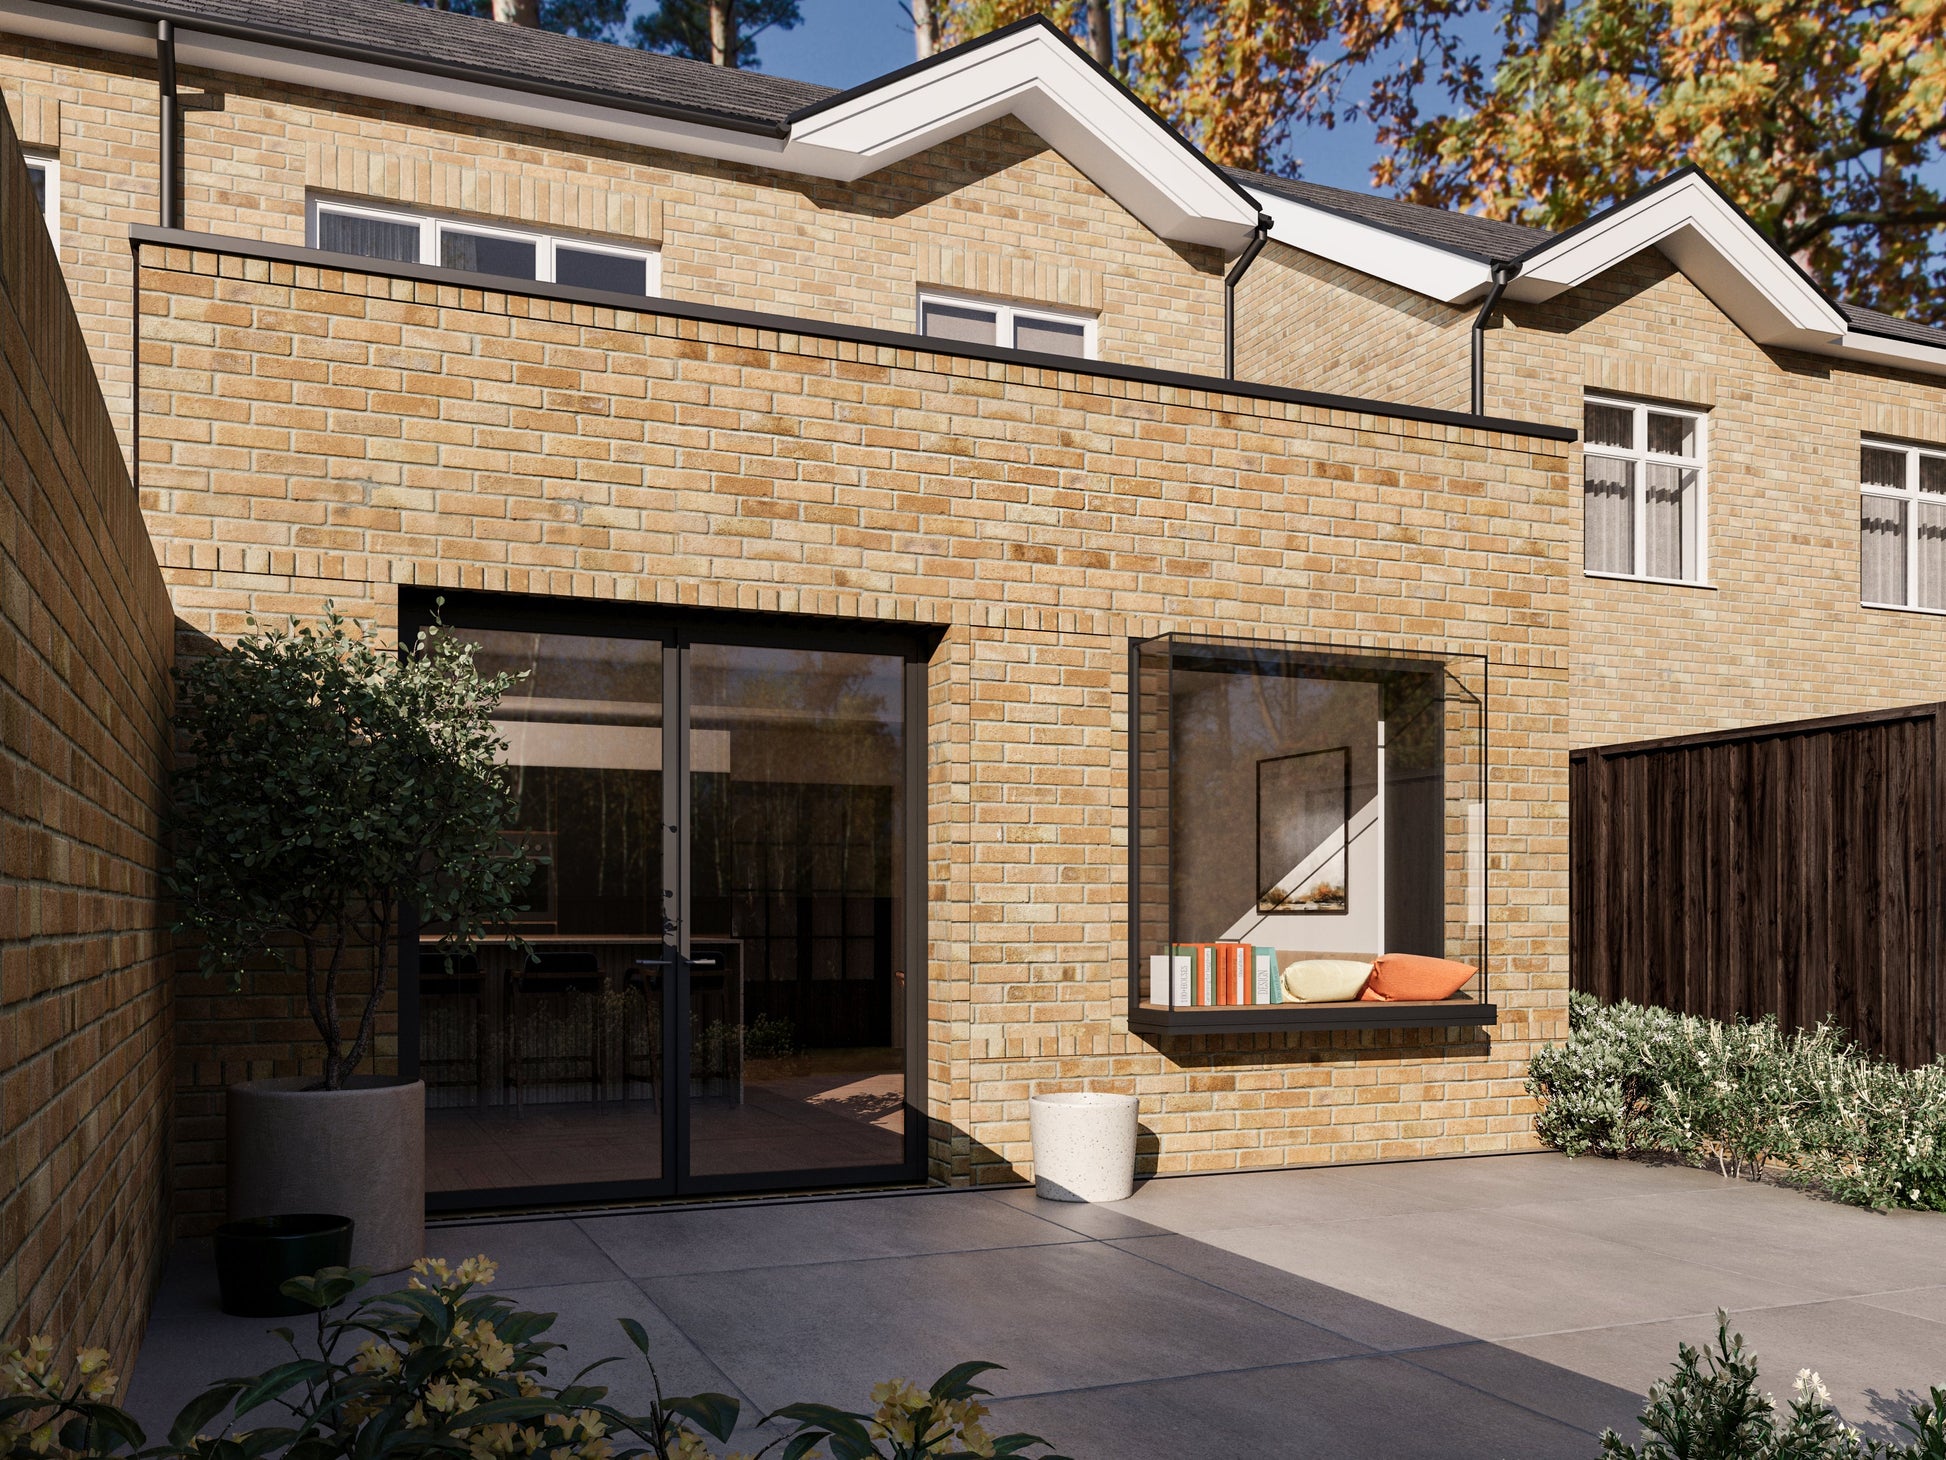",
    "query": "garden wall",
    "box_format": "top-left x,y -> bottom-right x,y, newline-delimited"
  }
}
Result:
0,101 -> 176,1369
1571,704 -> 1946,1066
